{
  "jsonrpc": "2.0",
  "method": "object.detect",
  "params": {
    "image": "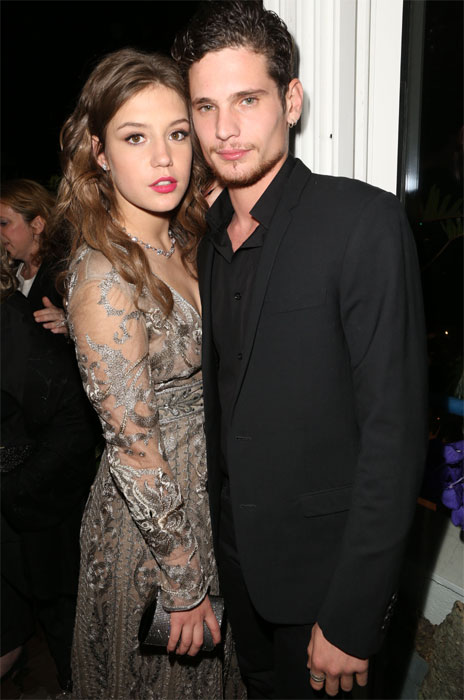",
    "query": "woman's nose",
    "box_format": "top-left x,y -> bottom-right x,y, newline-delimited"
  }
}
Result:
150,142 -> 173,167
